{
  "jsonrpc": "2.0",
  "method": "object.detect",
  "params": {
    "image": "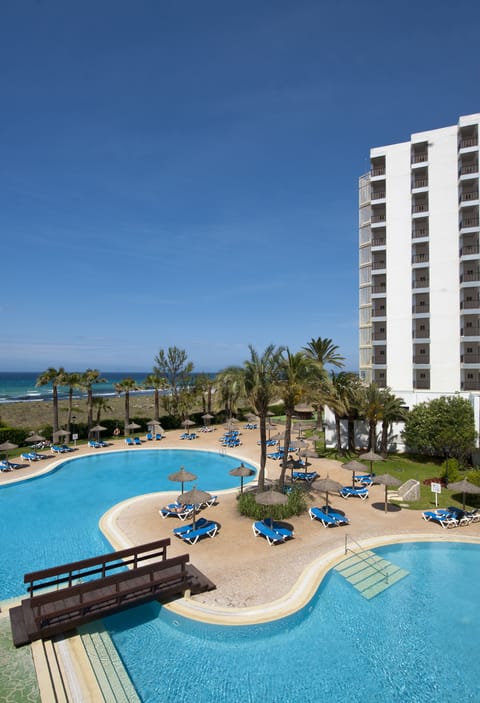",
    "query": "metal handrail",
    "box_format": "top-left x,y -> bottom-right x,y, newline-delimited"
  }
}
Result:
344,534 -> 389,583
